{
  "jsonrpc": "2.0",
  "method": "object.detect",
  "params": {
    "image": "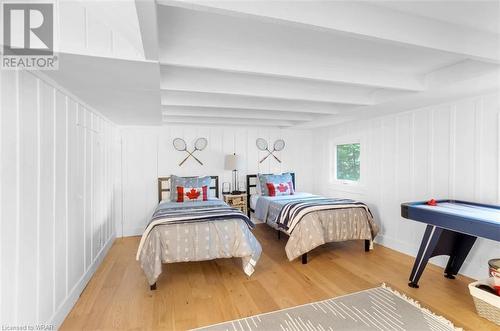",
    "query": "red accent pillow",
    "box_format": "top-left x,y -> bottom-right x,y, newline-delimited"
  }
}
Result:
176,186 -> 208,202
266,182 -> 294,197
